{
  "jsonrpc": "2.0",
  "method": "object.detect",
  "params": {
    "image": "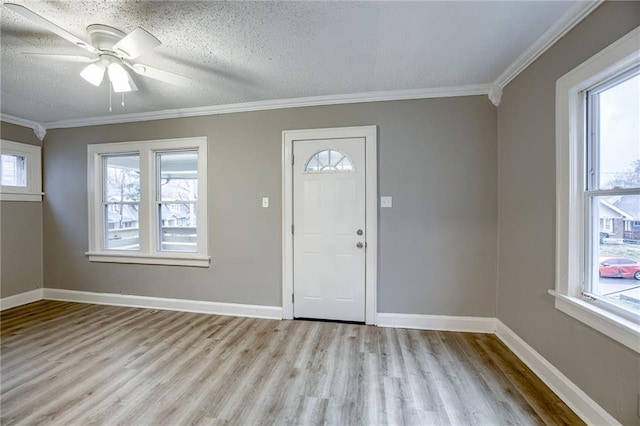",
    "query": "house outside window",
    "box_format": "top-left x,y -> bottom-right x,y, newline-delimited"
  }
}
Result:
0,140 -> 42,202
87,137 -> 209,267
554,27 -> 640,354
